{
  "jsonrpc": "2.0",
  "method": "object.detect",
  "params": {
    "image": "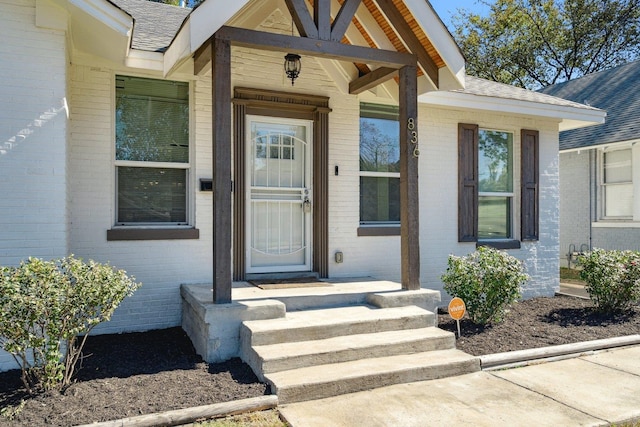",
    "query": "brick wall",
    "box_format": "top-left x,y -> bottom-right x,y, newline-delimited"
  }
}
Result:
0,0 -> 68,264
0,0 -> 68,372
418,107 -> 560,301
67,63 -> 214,335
